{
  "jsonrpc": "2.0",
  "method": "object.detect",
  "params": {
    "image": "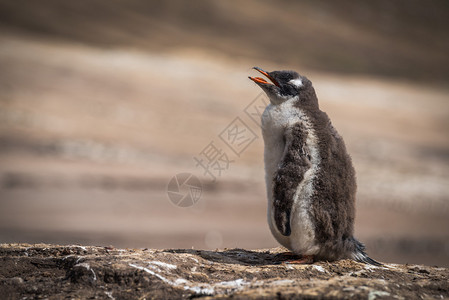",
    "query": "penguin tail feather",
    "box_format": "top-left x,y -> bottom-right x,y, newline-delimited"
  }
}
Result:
351,239 -> 383,267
